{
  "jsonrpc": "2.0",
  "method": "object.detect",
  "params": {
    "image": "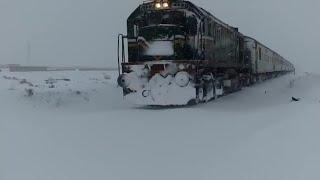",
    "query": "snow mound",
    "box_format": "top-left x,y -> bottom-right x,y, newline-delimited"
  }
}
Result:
0,71 -> 128,110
